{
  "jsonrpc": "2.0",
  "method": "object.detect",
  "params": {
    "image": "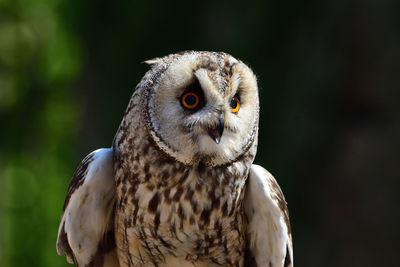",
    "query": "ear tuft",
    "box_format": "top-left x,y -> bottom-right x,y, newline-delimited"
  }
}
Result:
142,57 -> 162,66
